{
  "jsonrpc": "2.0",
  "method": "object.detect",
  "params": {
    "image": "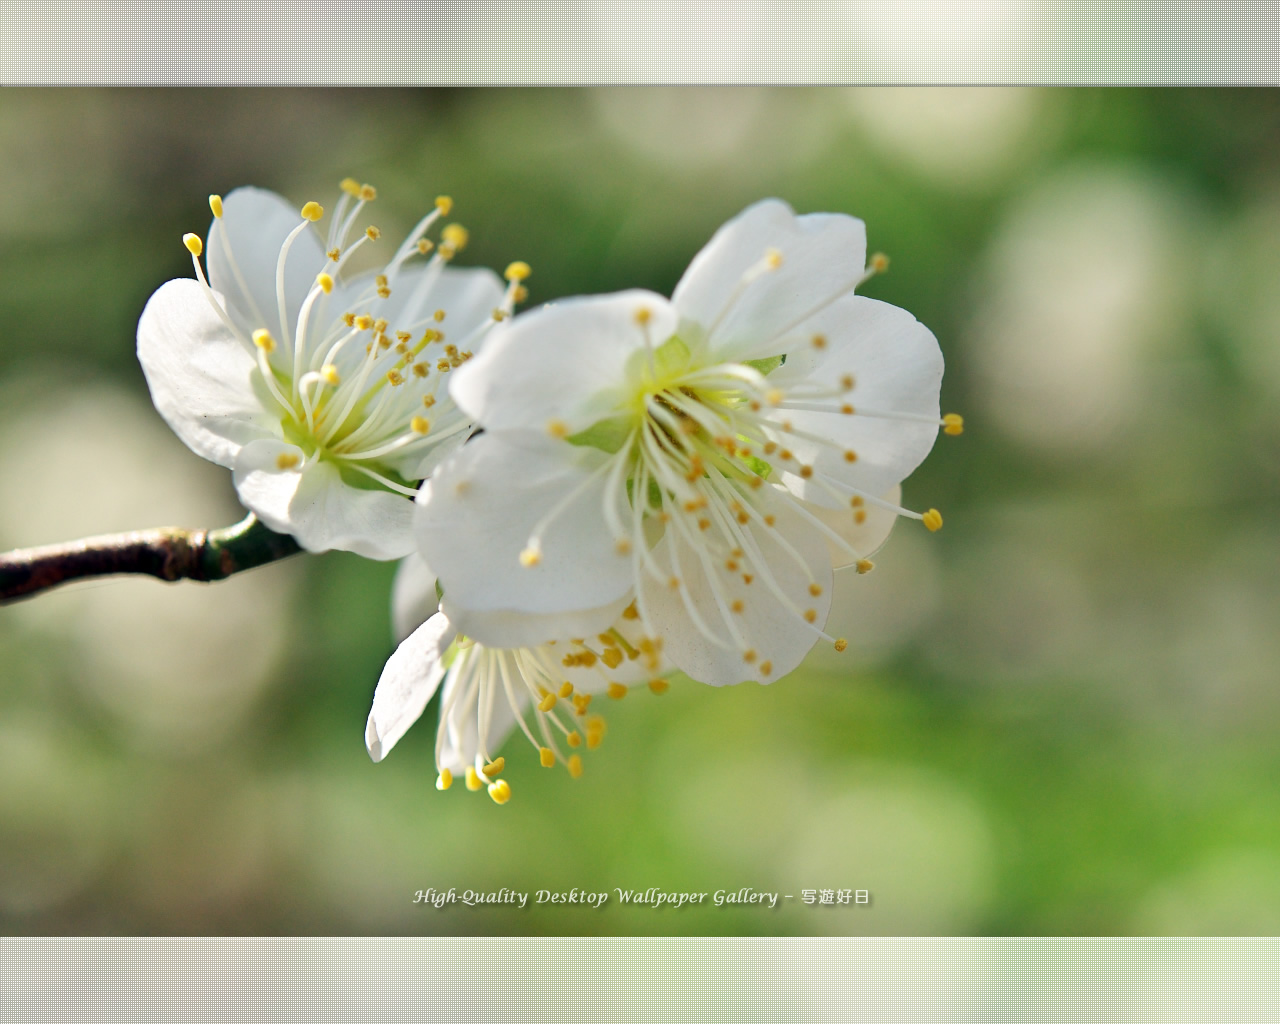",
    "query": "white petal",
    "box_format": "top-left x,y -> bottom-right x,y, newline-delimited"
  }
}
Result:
137,278 -> 280,467
207,187 -> 328,340
637,488 -> 833,686
449,290 -> 676,435
439,591 -> 632,650
366,612 -> 456,762
391,552 -> 438,645
795,486 -> 901,570
771,295 -> 944,505
672,199 -> 868,363
232,443 -> 415,559
416,433 -> 634,614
